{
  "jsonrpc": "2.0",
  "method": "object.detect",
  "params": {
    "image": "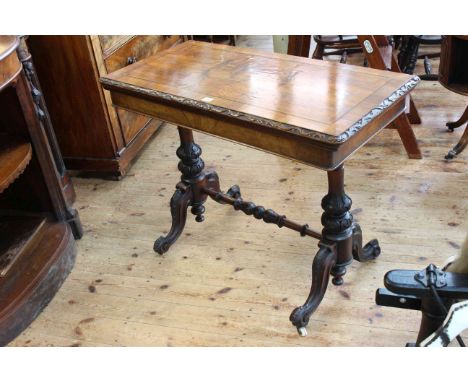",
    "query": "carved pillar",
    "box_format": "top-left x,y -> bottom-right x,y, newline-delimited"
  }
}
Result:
321,165 -> 354,285
16,36 -> 82,239
176,127 -> 207,222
